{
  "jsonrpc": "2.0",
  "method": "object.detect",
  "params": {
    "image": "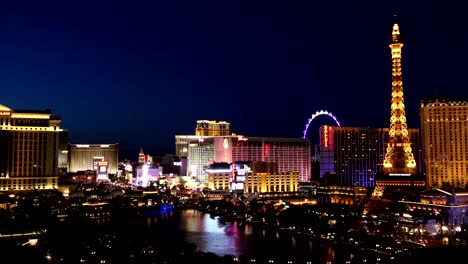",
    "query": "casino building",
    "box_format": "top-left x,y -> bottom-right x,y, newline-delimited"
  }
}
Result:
178,120 -> 311,184
232,137 -> 311,182
67,143 -> 119,176
319,125 -> 420,187
175,120 -> 232,158
420,96 -> 468,188
206,161 -> 299,197
187,135 -> 311,184
0,104 -> 67,191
